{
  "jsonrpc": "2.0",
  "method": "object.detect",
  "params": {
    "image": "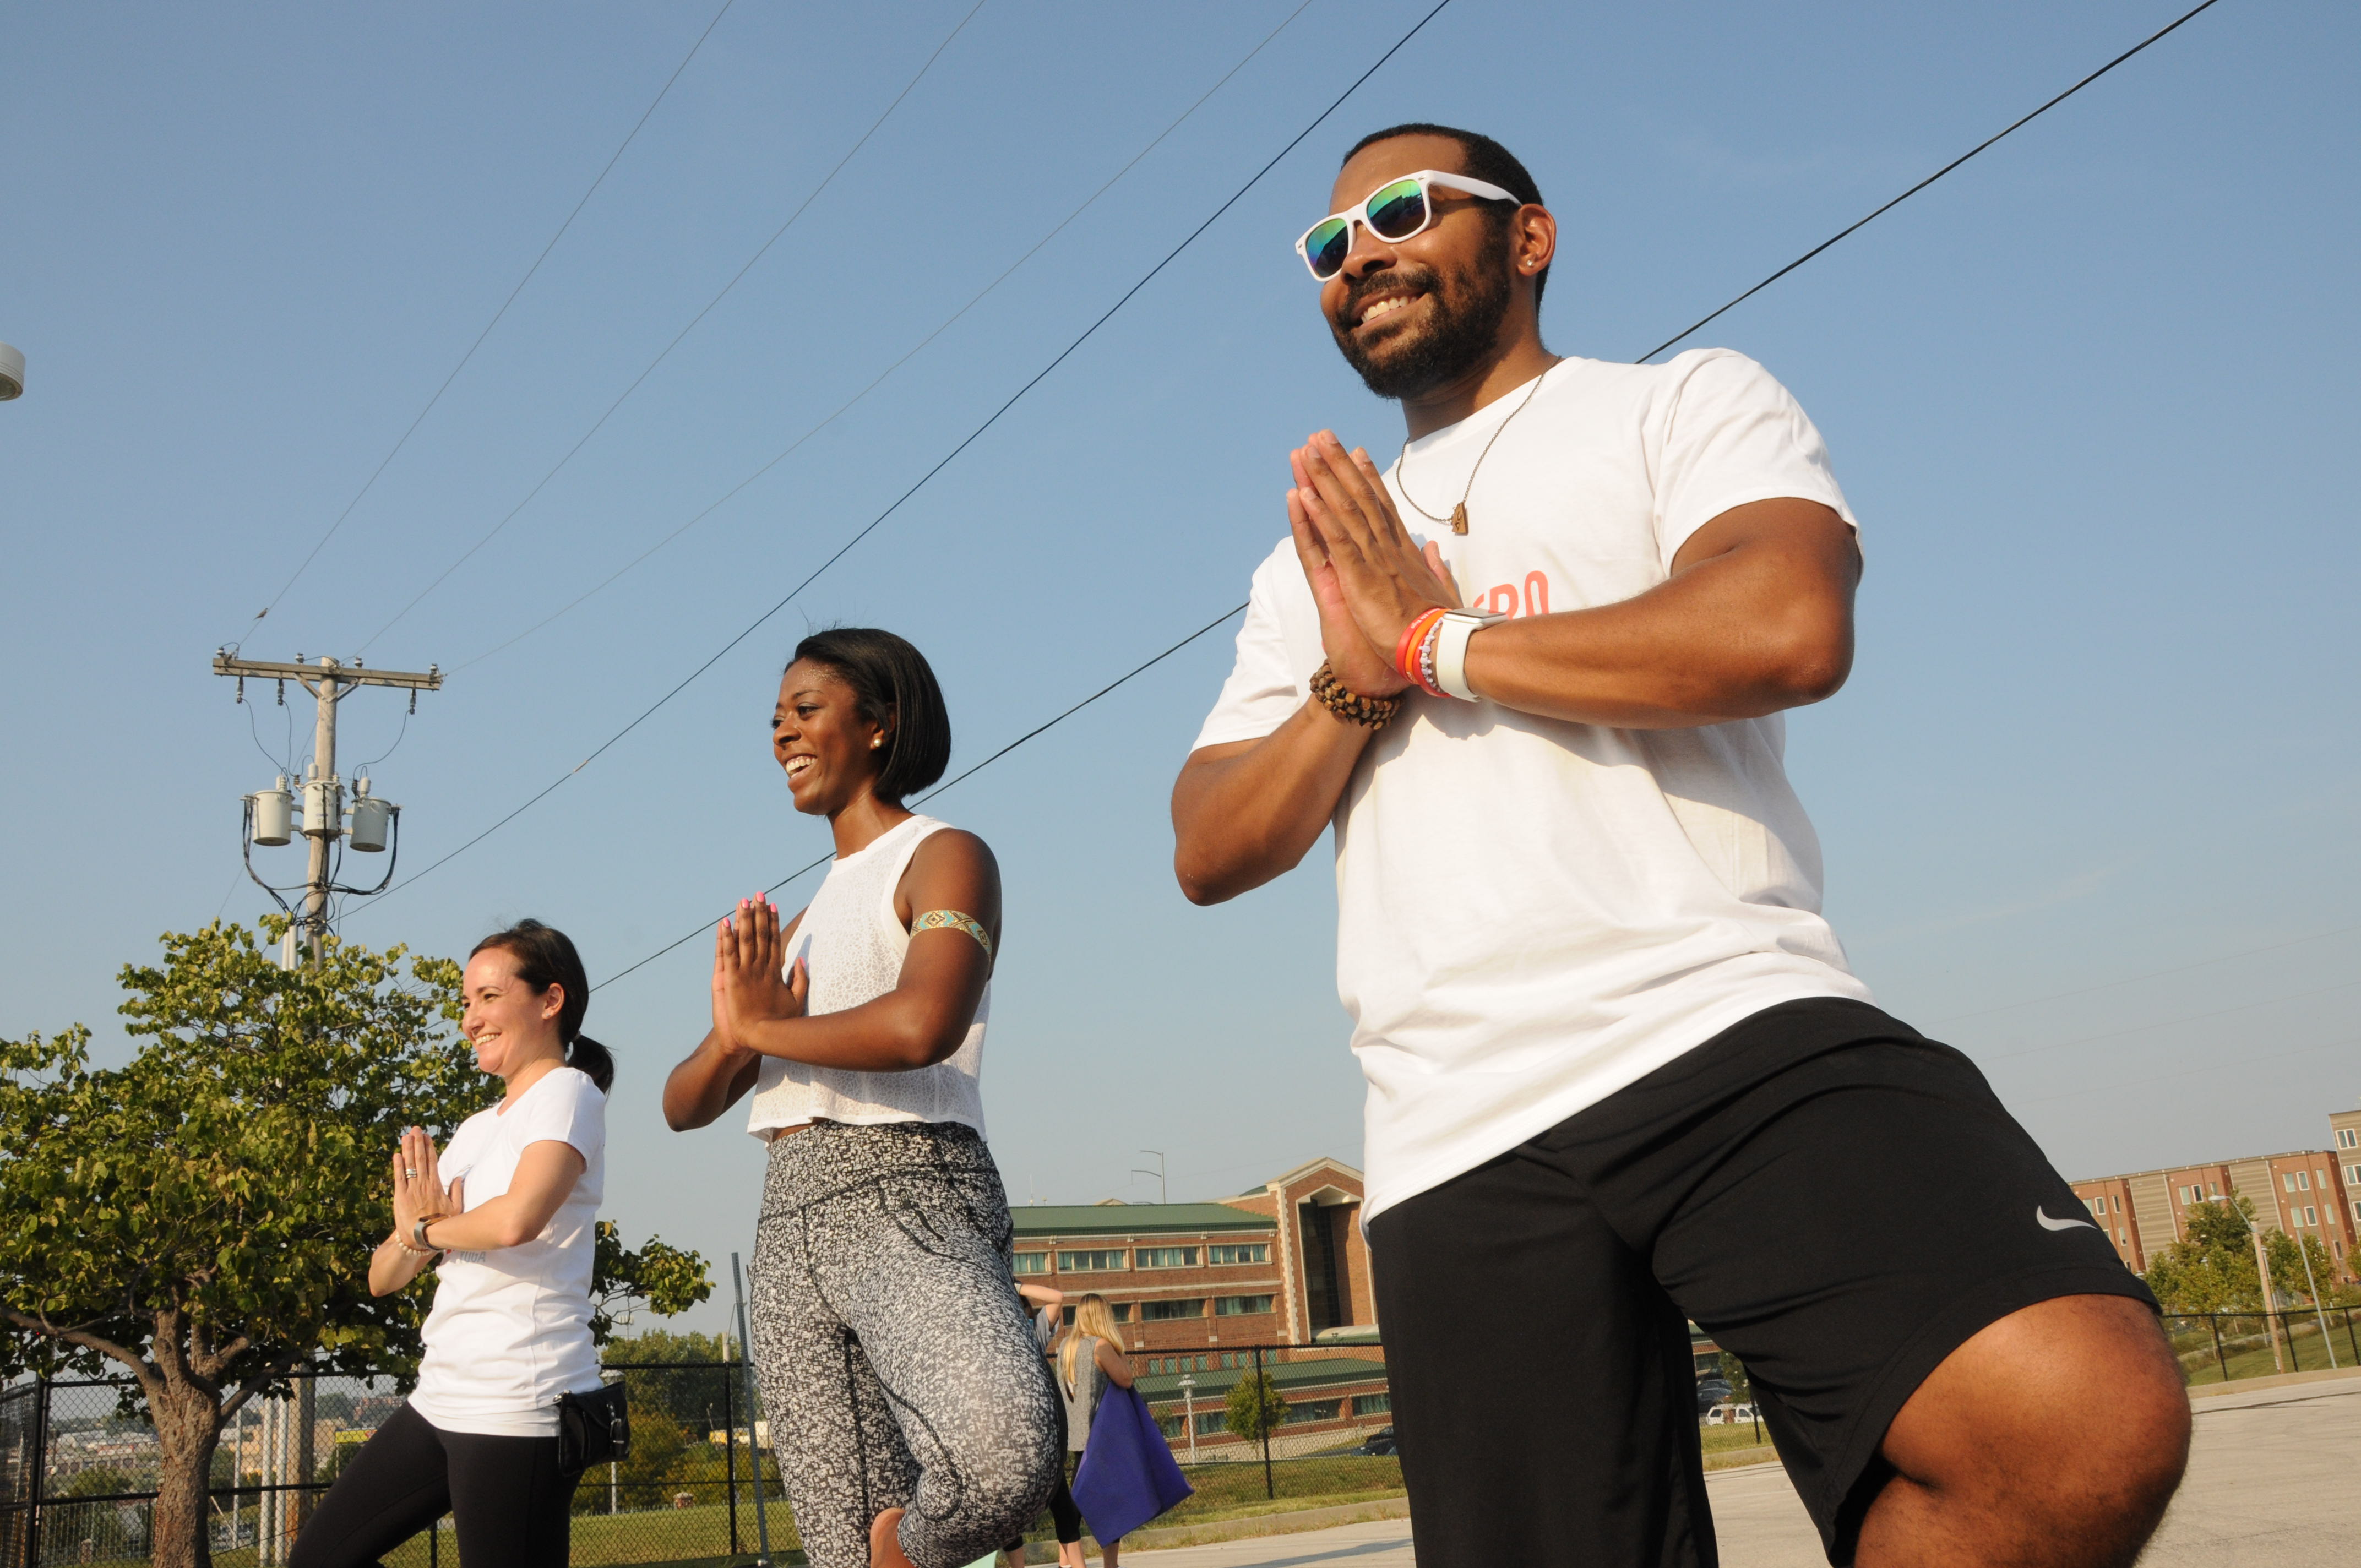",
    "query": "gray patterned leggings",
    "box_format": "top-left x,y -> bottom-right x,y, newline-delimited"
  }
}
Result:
749,1122 -> 1062,1568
